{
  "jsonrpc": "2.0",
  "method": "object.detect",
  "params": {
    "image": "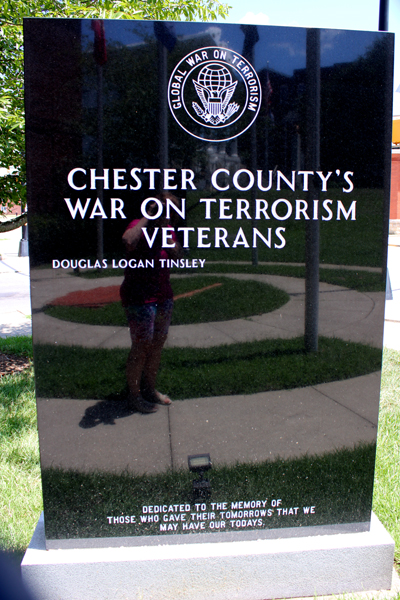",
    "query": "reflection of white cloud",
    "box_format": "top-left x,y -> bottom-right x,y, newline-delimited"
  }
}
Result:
272,42 -> 304,57
271,29 -> 343,61
204,26 -> 222,44
320,30 -> 344,54
239,12 -> 270,25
